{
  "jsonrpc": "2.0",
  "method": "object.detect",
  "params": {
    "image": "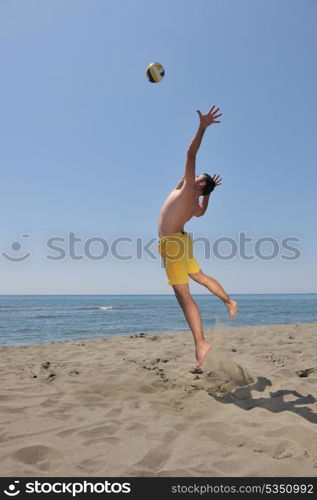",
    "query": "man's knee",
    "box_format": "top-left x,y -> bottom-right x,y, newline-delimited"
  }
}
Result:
172,284 -> 191,302
189,270 -> 207,285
